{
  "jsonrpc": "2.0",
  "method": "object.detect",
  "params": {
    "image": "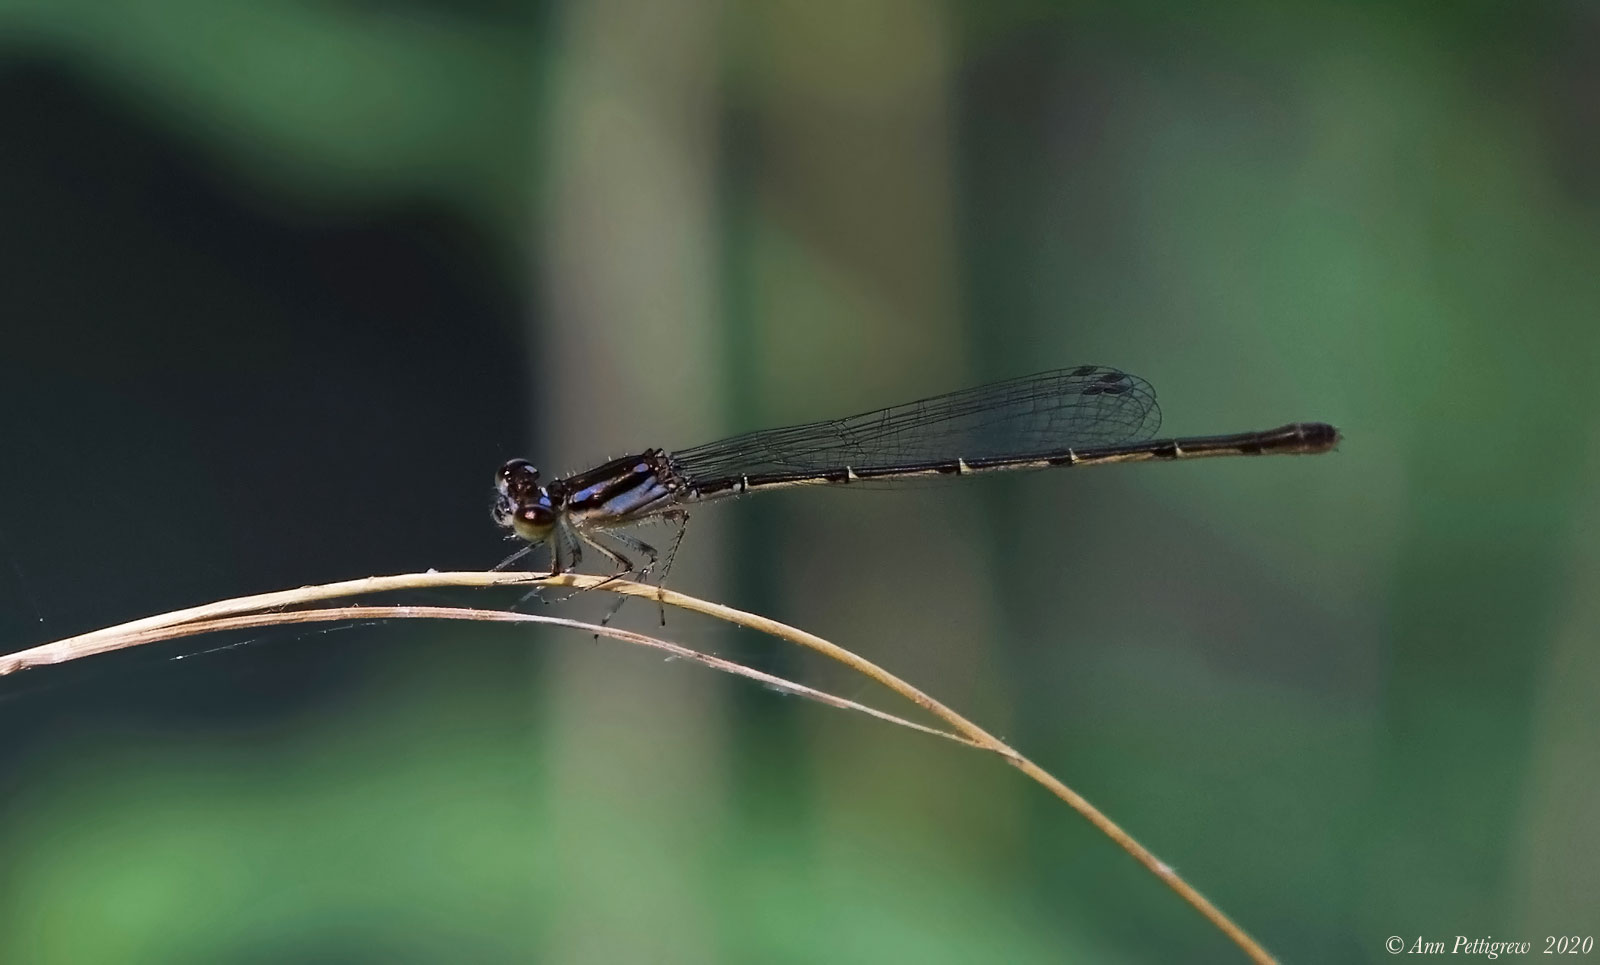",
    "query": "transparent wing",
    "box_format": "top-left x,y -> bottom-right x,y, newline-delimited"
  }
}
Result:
670,366 -> 1162,483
